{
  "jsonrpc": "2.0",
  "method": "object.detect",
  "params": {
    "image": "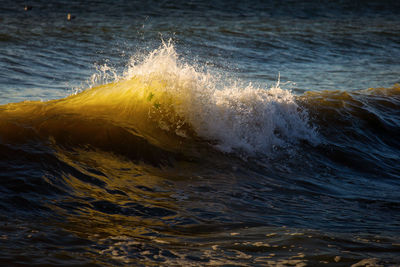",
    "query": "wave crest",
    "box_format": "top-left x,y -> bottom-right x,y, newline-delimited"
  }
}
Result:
0,42 -> 319,155
122,41 -> 319,153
